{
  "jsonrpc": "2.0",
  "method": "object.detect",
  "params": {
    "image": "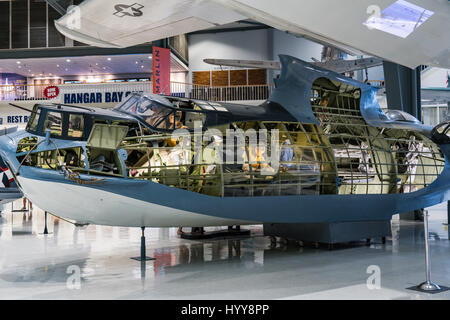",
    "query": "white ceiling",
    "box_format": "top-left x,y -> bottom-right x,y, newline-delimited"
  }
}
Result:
55,0 -> 450,69
0,53 -> 188,78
